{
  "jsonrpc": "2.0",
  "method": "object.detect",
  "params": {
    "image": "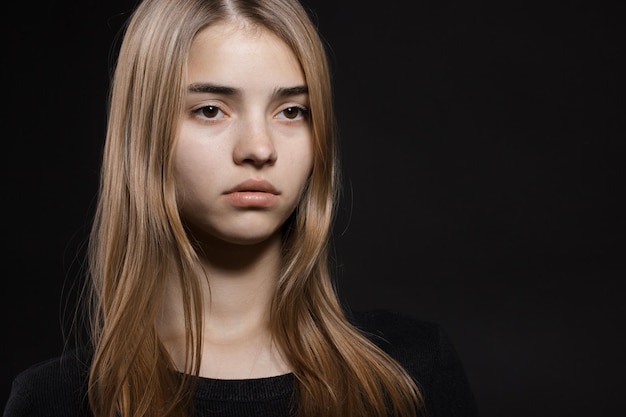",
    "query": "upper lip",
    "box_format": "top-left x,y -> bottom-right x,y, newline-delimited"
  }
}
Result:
225,179 -> 280,194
